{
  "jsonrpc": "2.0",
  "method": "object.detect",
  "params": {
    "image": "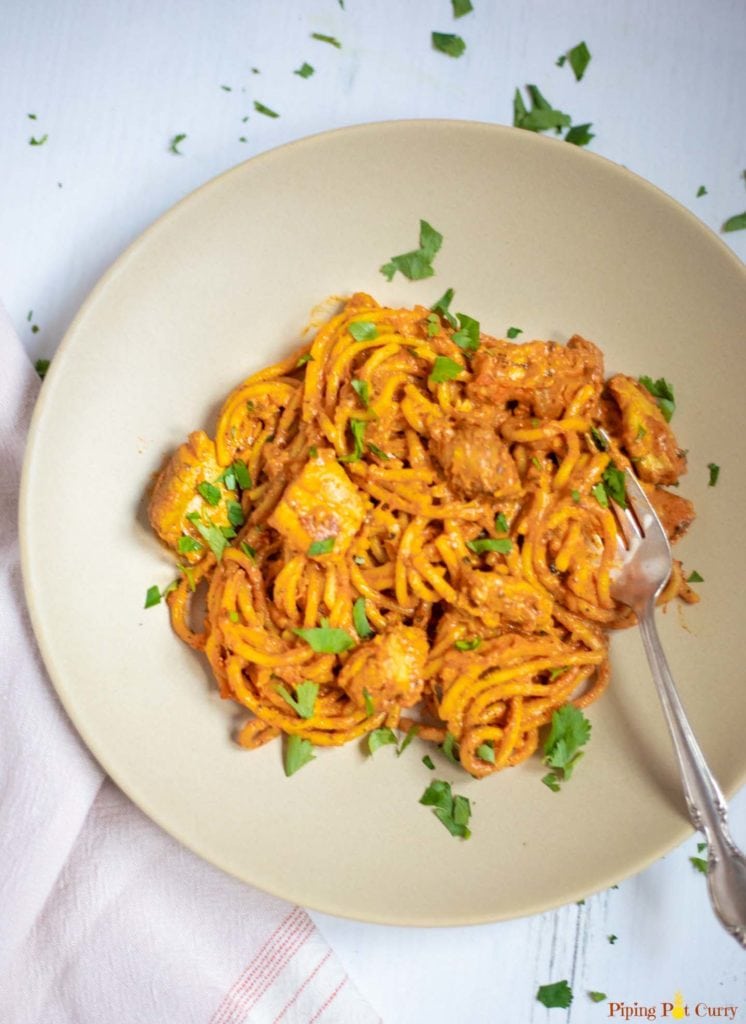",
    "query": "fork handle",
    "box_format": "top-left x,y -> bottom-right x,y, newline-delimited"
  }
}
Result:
637,600 -> 746,946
